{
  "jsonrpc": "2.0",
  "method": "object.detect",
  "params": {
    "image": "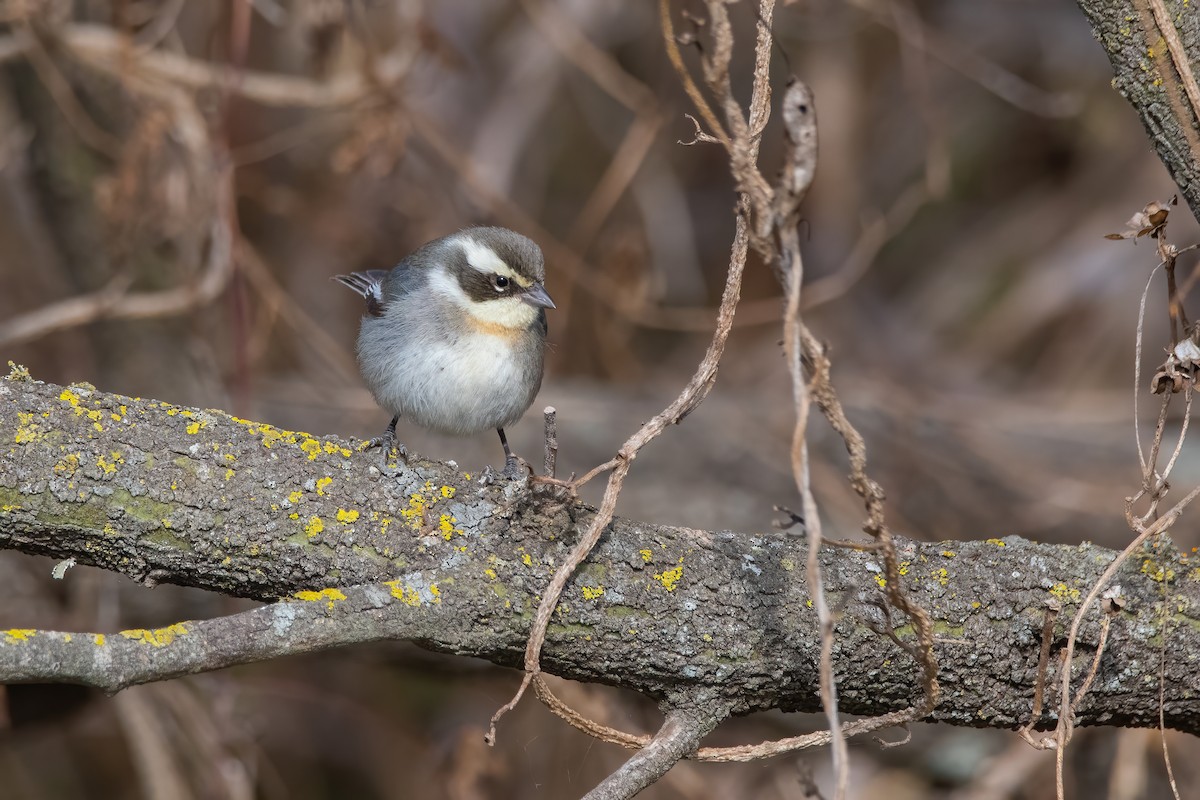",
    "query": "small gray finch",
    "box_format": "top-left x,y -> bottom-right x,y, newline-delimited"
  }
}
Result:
334,227 -> 555,477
